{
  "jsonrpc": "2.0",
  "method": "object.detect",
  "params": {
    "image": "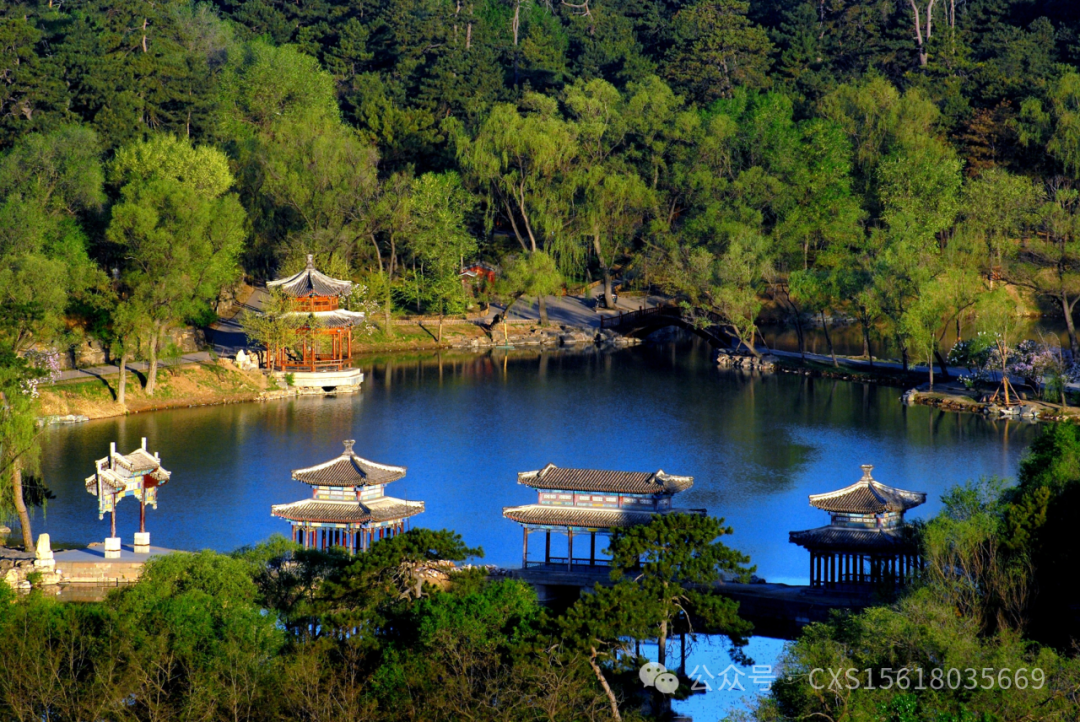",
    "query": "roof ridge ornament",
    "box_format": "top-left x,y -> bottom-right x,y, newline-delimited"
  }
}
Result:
860,464 -> 874,481
343,439 -> 356,455
306,253 -> 314,270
